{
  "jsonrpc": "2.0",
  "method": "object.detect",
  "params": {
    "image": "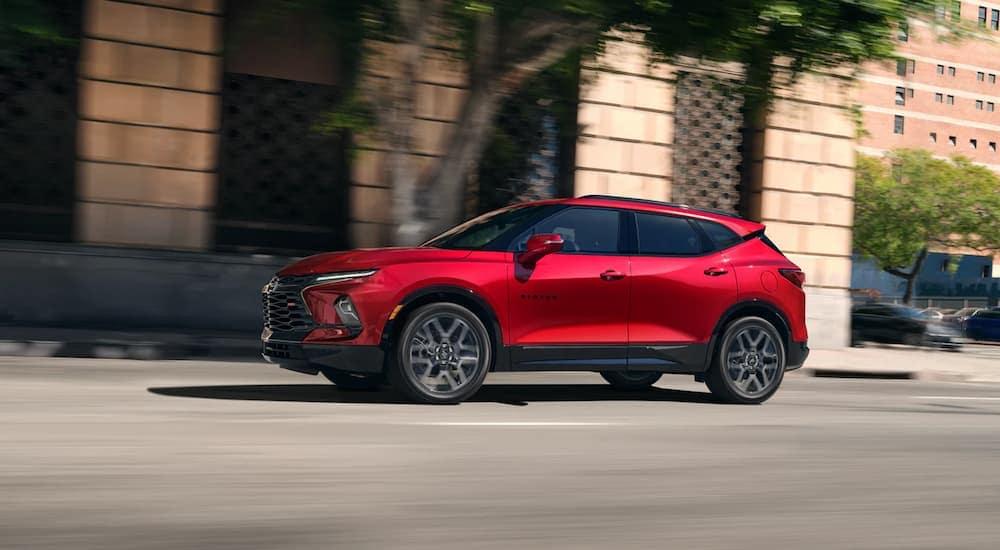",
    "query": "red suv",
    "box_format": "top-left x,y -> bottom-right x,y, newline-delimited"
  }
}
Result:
262,195 -> 808,404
